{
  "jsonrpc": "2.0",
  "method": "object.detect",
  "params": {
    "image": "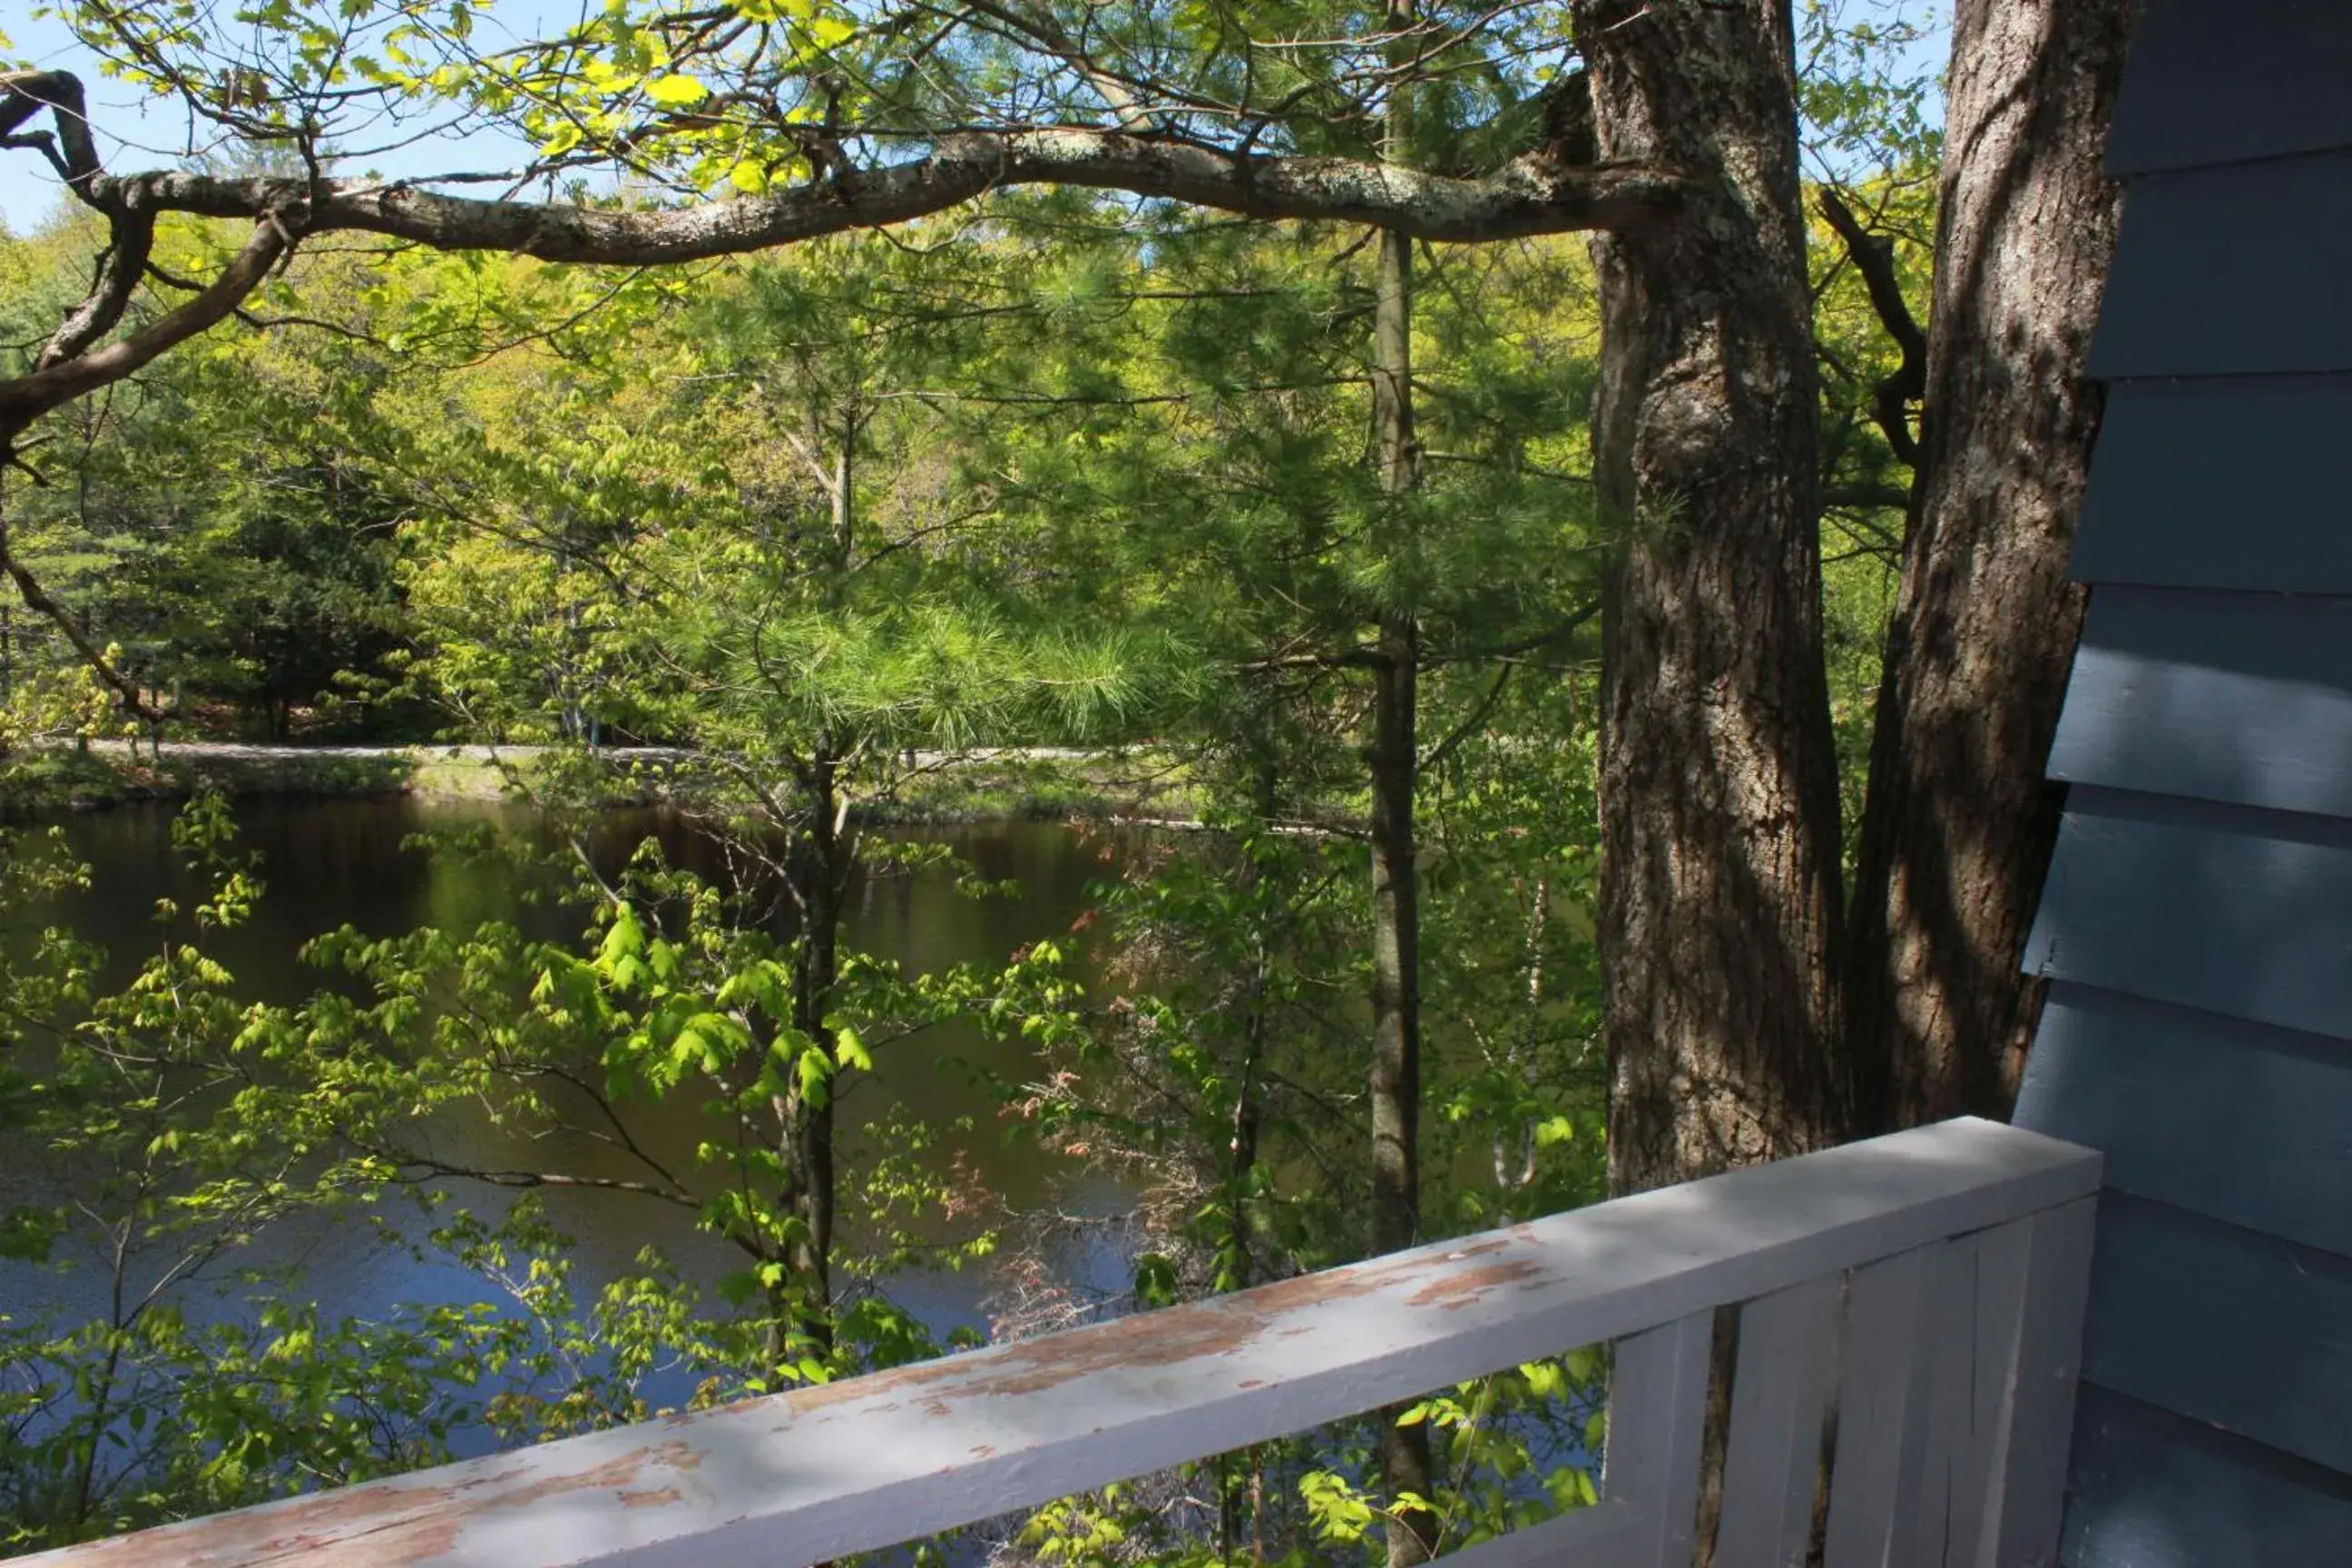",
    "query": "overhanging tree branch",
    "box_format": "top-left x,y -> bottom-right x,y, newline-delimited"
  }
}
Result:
43,208 -> 157,371
0,62 -> 1680,726
0,67 -> 1686,440
1,69 -> 162,373
0,66 -> 1686,442
0,219 -> 294,435
1818,186 -> 1926,470
0,70 -> 104,194
122,130 -> 1683,260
